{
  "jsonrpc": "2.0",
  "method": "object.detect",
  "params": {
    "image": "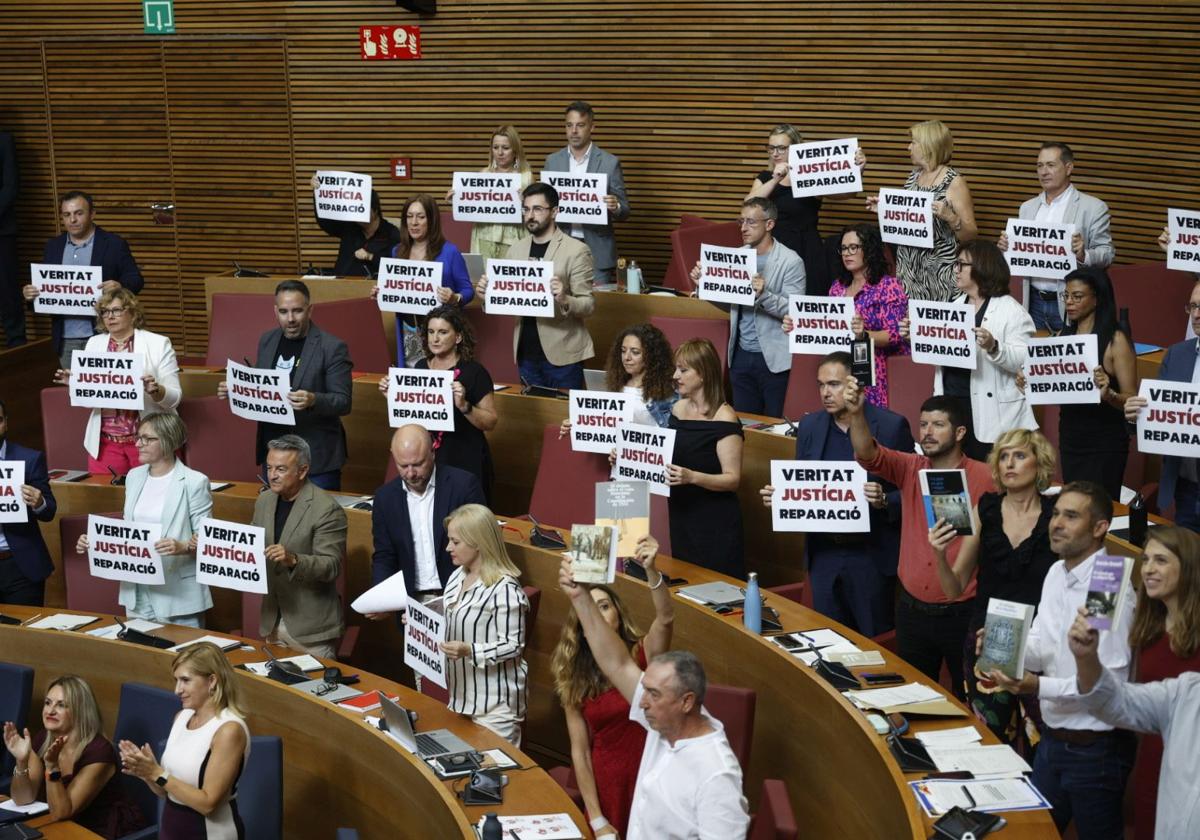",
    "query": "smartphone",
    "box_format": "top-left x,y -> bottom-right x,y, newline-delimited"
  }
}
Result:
861,671 -> 905,685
